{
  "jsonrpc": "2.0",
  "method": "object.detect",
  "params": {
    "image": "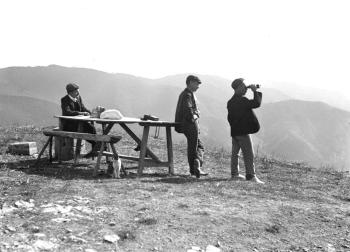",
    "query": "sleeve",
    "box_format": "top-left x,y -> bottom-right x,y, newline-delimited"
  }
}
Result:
245,91 -> 262,109
79,97 -> 91,114
183,92 -> 197,122
61,97 -> 80,116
